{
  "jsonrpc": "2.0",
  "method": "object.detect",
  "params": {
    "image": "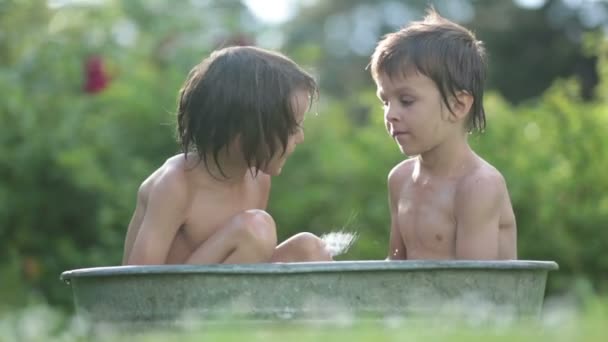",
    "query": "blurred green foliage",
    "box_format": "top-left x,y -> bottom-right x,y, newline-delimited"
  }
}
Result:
0,0 -> 607,309
283,0 -> 605,103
